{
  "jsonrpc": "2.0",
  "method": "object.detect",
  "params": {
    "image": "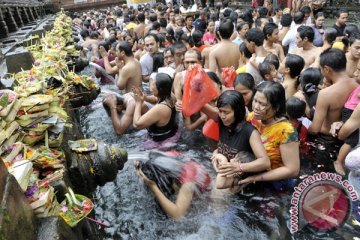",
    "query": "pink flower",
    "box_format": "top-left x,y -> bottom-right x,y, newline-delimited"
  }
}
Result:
61,206 -> 68,212
34,60 -> 40,66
